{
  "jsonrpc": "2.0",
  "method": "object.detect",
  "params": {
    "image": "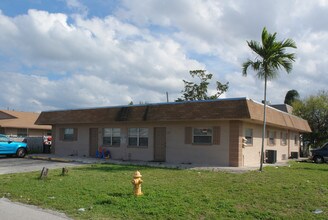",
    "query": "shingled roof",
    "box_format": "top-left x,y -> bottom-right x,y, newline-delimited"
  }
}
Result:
35,97 -> 311,133
0,110 -> 51,130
